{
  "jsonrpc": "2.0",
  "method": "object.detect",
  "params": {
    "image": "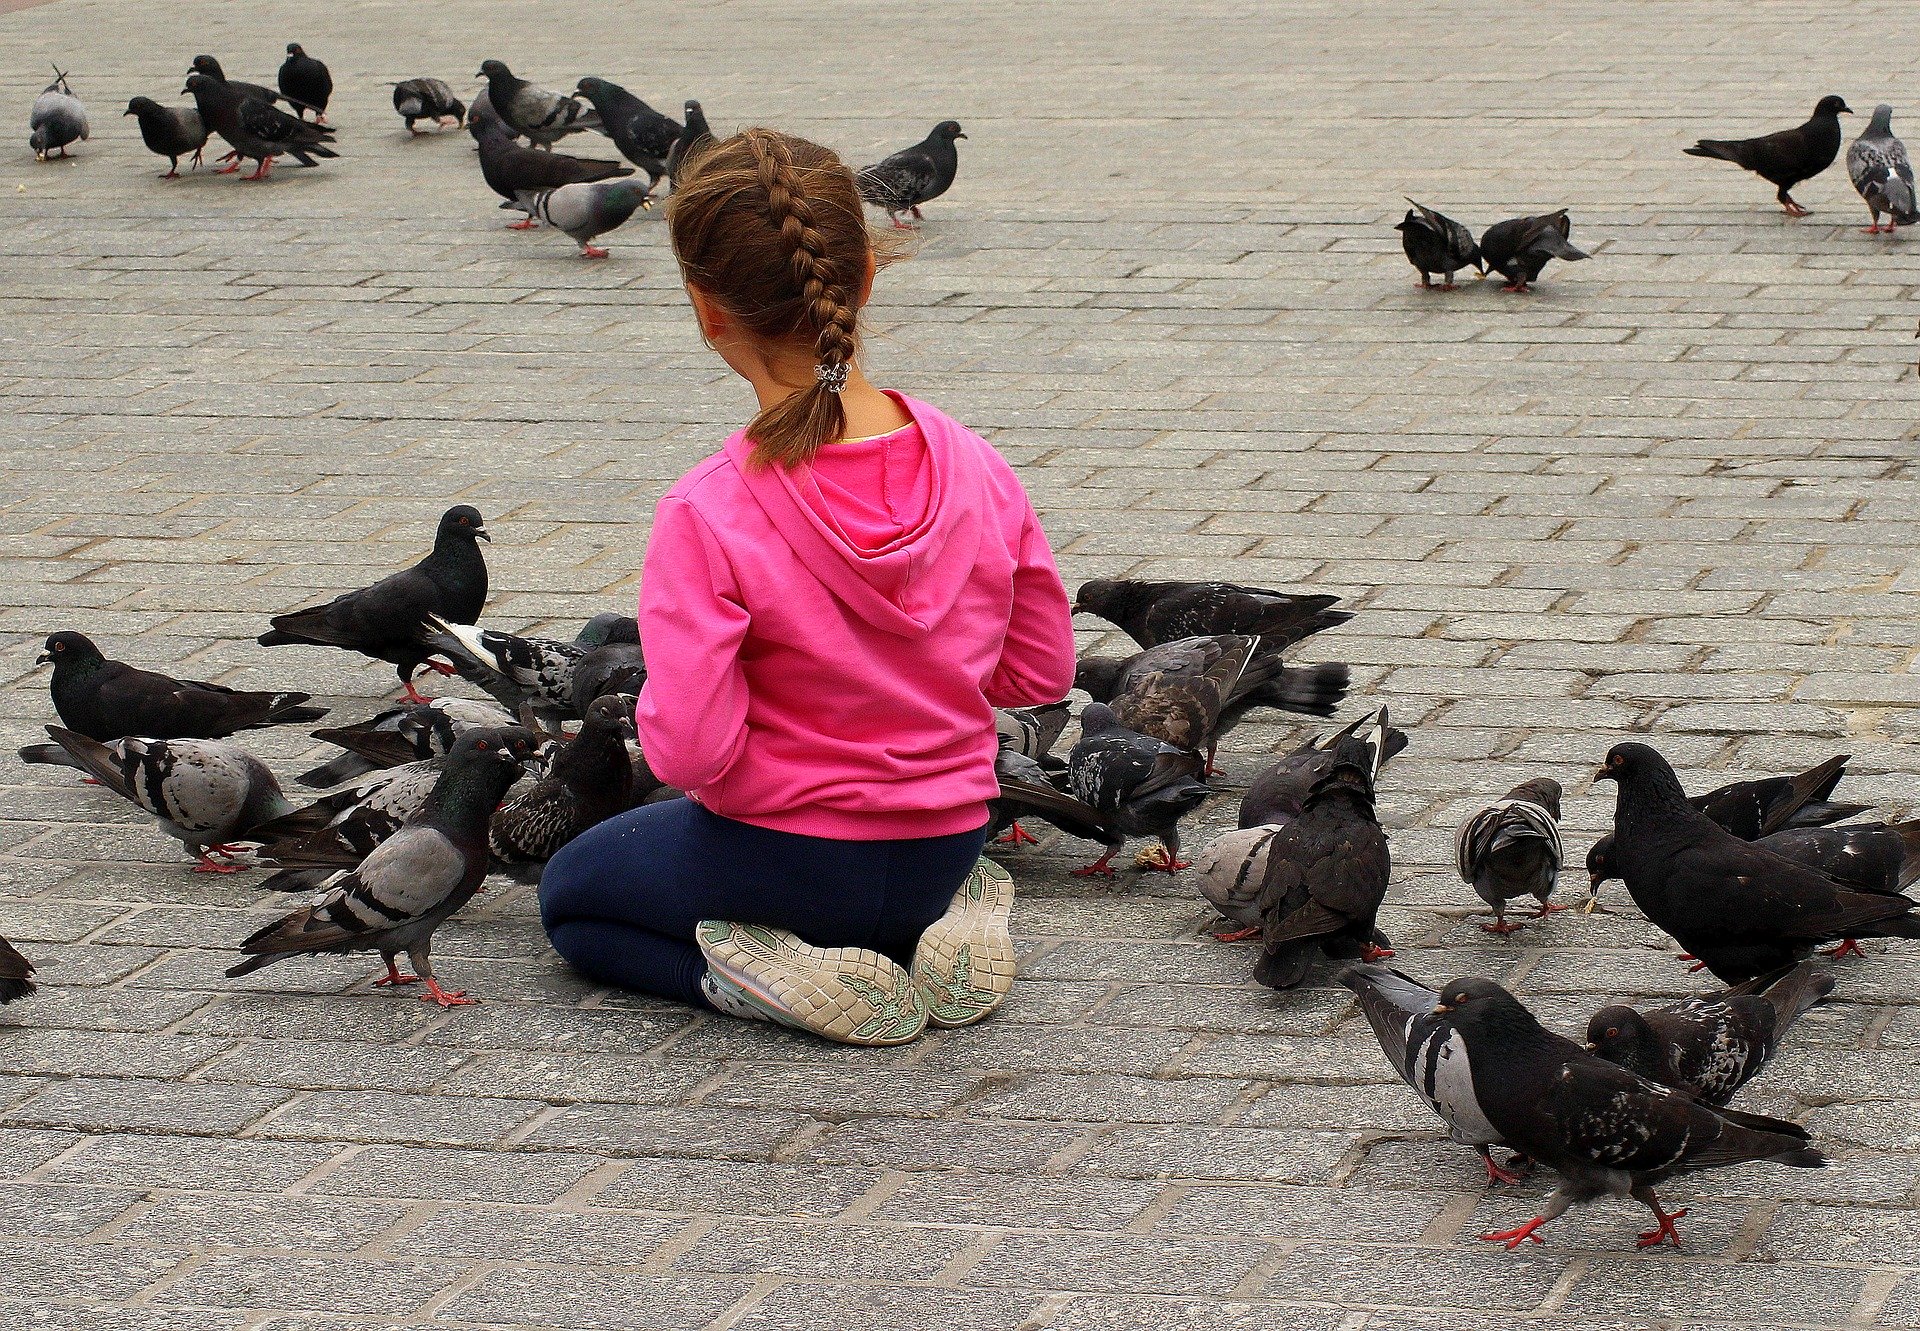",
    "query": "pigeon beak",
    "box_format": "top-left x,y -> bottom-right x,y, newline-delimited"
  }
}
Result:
1432,1003 -> 1453,1015
35,652 -> 51,665
1592,765 -> 1614,783
474,528 -> 491,543
957,132 -> 969,139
